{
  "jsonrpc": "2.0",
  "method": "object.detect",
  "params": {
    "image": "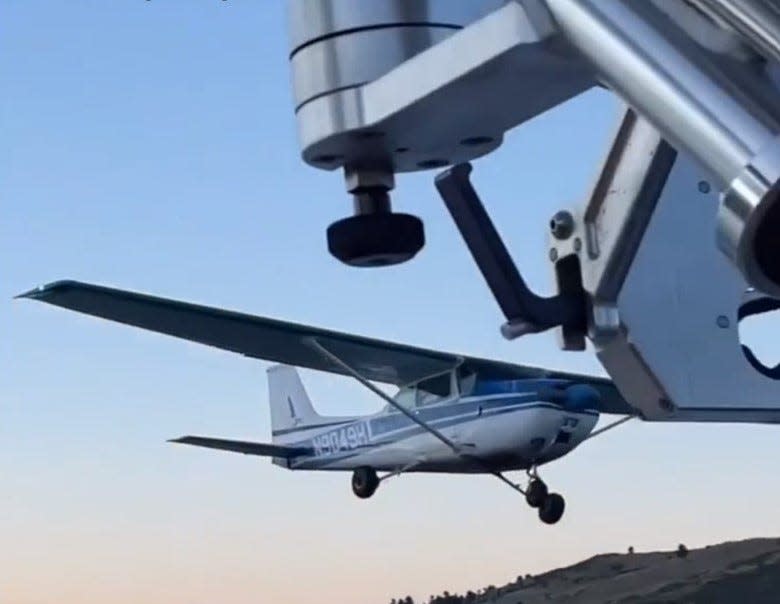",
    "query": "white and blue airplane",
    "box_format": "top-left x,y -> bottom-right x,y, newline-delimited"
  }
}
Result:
19,280 -> 635,525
